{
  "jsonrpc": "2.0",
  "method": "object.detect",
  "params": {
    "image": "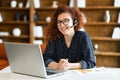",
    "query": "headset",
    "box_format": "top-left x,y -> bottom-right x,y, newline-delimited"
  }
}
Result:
70,19 -> 78,28
73,19 -> 78,26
